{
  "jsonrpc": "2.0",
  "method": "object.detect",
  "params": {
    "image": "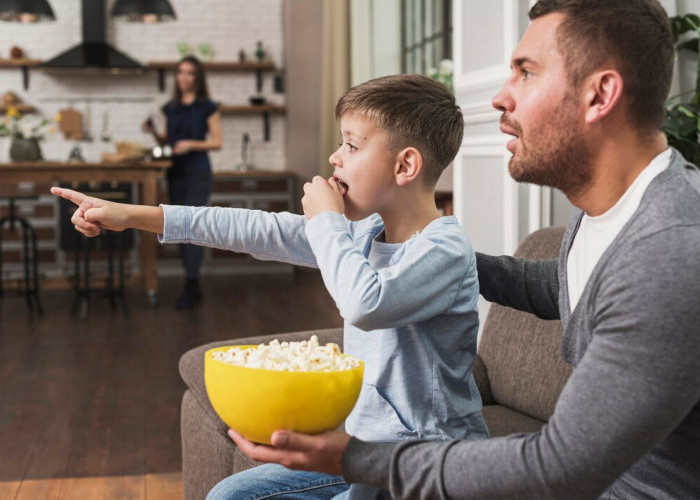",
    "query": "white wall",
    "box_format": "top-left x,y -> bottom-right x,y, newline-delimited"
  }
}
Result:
0,0 -> 286,171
